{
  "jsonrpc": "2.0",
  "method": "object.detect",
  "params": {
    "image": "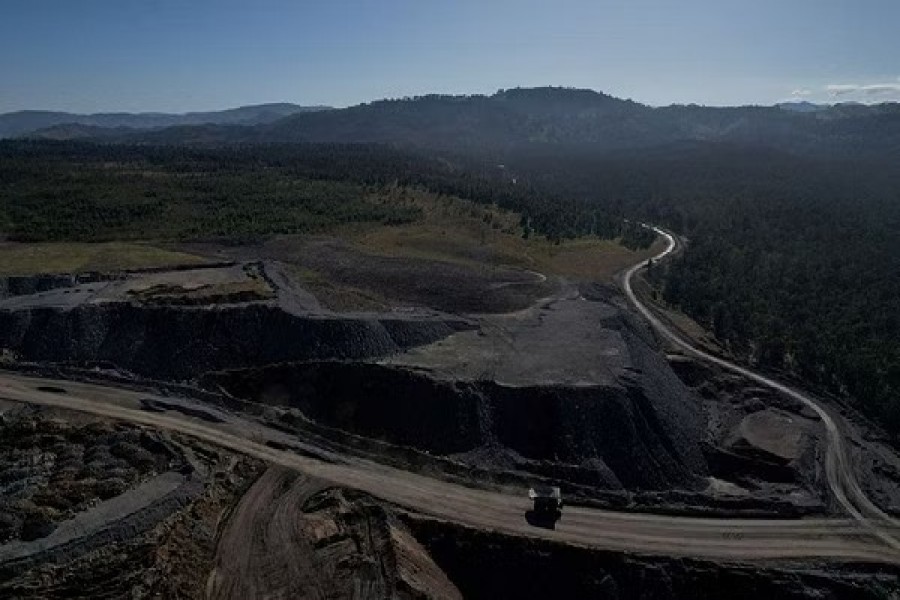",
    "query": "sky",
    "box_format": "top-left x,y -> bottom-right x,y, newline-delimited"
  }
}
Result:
1,0 -> 899,113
